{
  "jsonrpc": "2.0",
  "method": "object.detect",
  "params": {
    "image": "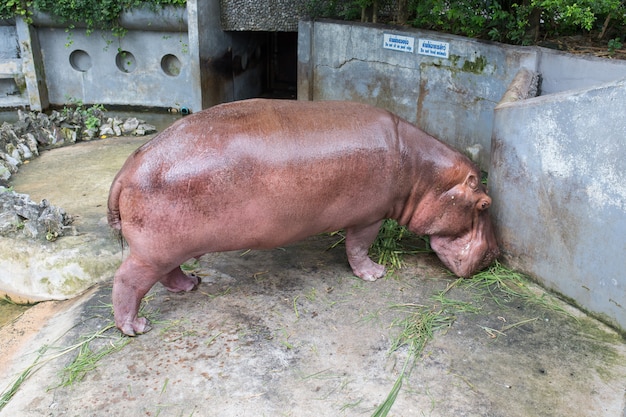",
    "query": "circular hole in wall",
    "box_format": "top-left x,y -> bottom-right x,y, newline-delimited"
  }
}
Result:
161,54 -> 182,77
115,50 -> 137,73
69,50 -> 92,72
